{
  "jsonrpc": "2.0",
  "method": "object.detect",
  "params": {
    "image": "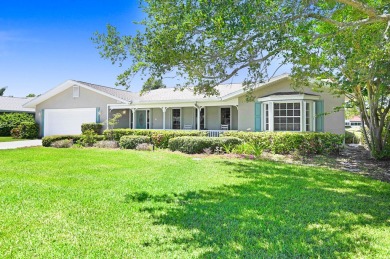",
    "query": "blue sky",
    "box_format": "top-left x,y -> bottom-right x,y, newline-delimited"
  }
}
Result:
0,0 -> 144,97
1,1 -> 290,97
